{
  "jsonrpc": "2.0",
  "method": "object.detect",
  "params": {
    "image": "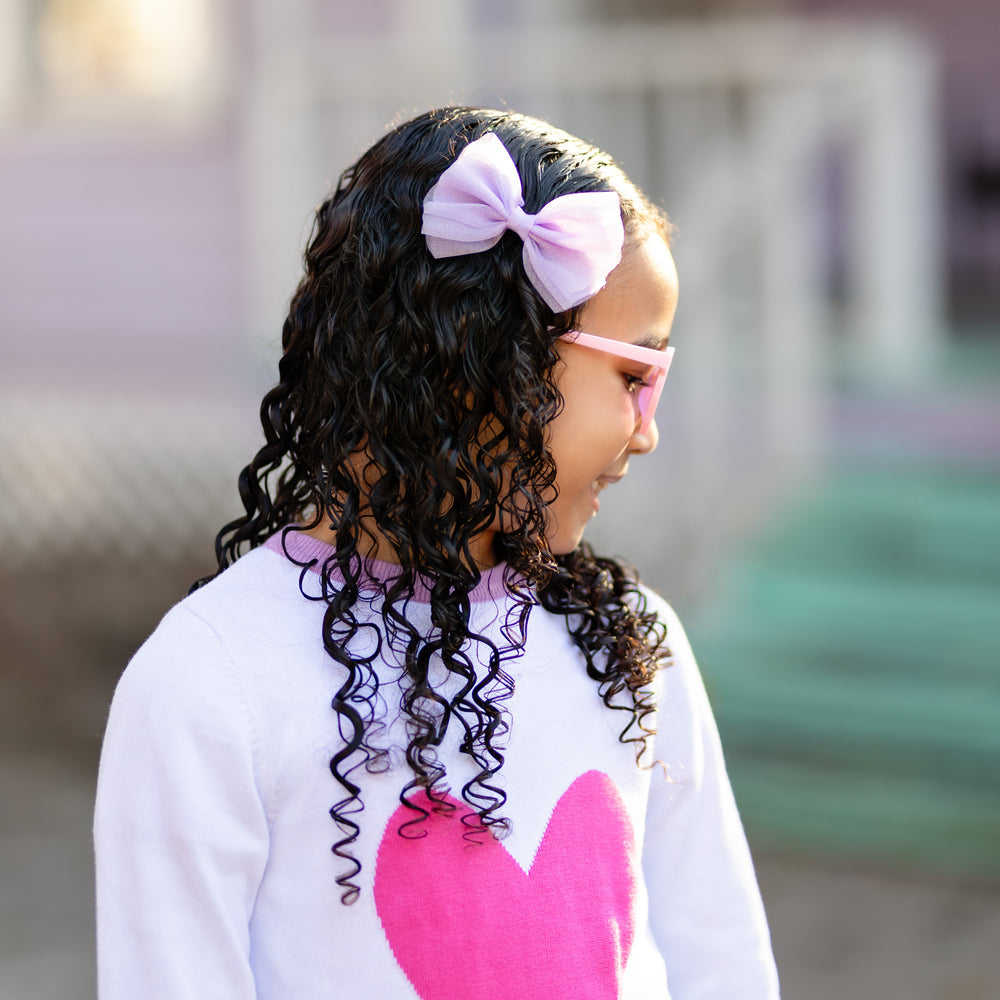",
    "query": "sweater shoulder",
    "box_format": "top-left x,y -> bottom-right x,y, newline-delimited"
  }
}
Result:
118,545 -> 316,698
180,544 -> 303,629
